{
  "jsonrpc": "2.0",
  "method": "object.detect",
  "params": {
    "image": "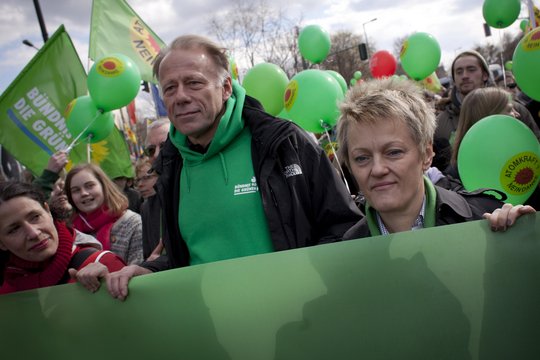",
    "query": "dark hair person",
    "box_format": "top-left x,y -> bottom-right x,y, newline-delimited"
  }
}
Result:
0,181 -> 125,294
